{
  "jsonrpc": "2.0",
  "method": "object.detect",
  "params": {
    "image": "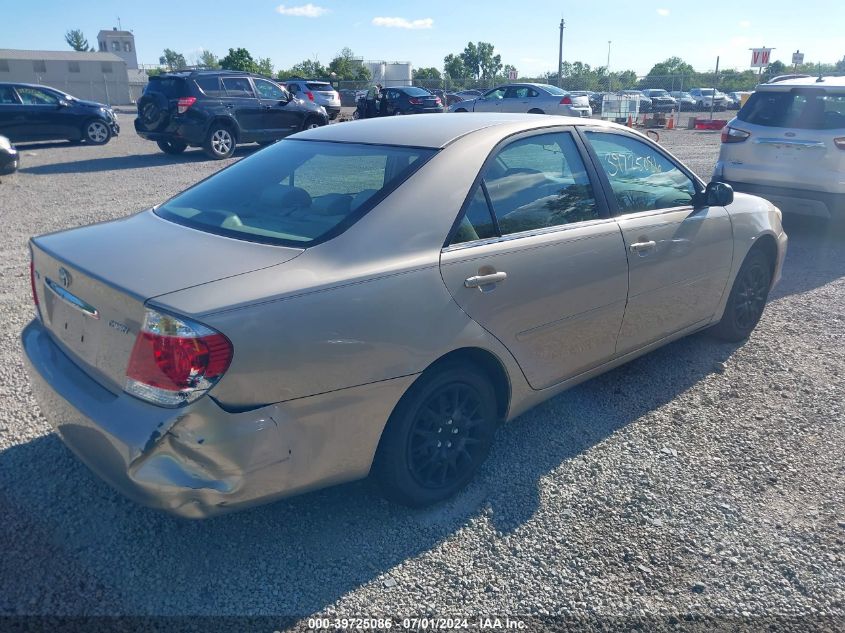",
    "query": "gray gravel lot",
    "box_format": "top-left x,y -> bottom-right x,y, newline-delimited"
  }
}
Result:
0,114 -> 843,628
